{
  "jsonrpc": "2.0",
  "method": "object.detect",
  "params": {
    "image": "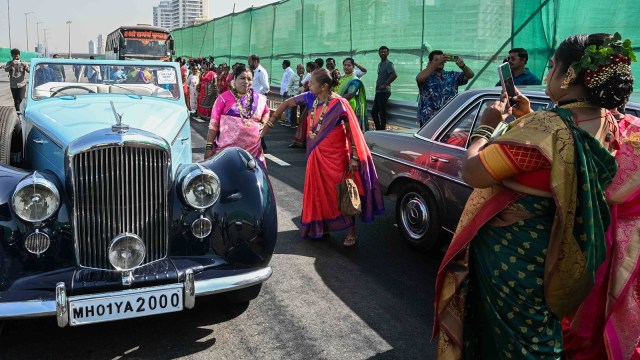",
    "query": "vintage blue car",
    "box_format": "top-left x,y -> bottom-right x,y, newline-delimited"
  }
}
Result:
0,59 -> 277,327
